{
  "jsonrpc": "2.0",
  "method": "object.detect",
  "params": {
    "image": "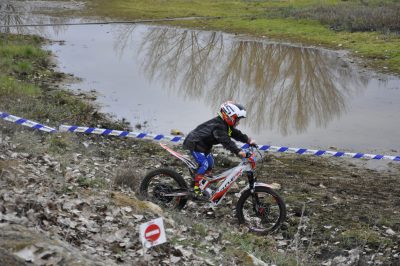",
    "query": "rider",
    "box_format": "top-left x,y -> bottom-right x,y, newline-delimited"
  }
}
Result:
183,101 -> 257,197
